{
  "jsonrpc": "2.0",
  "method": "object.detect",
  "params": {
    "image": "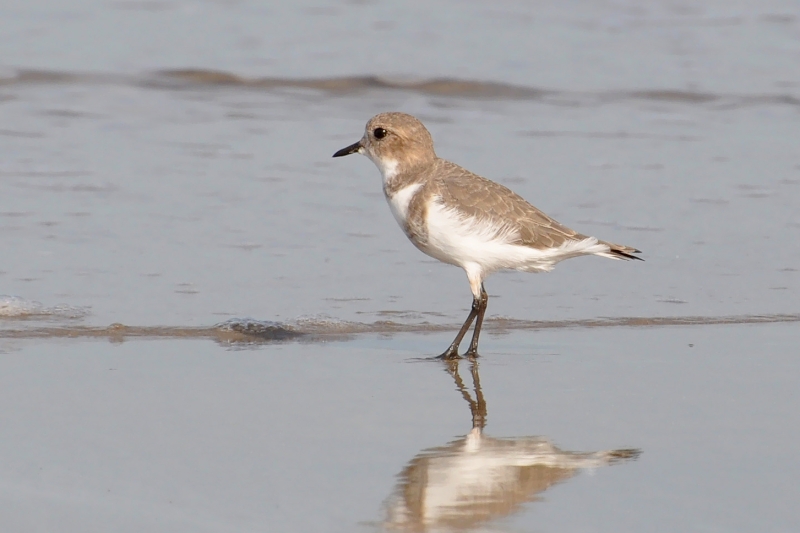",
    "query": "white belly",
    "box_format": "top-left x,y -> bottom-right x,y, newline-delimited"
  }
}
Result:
423,198 -> 609,274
